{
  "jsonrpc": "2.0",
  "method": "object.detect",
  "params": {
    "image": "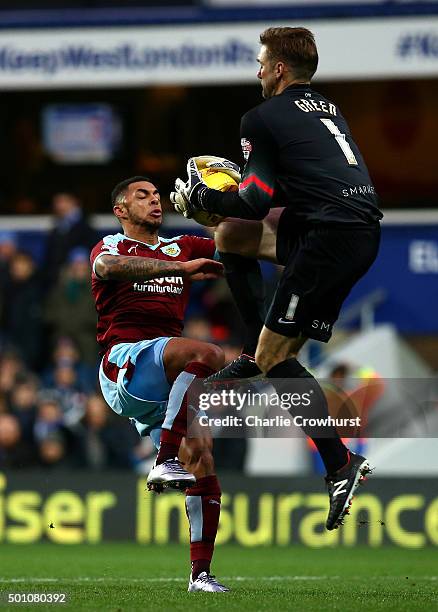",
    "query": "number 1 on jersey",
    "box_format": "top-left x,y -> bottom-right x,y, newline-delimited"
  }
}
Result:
320,118 -> 358,166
